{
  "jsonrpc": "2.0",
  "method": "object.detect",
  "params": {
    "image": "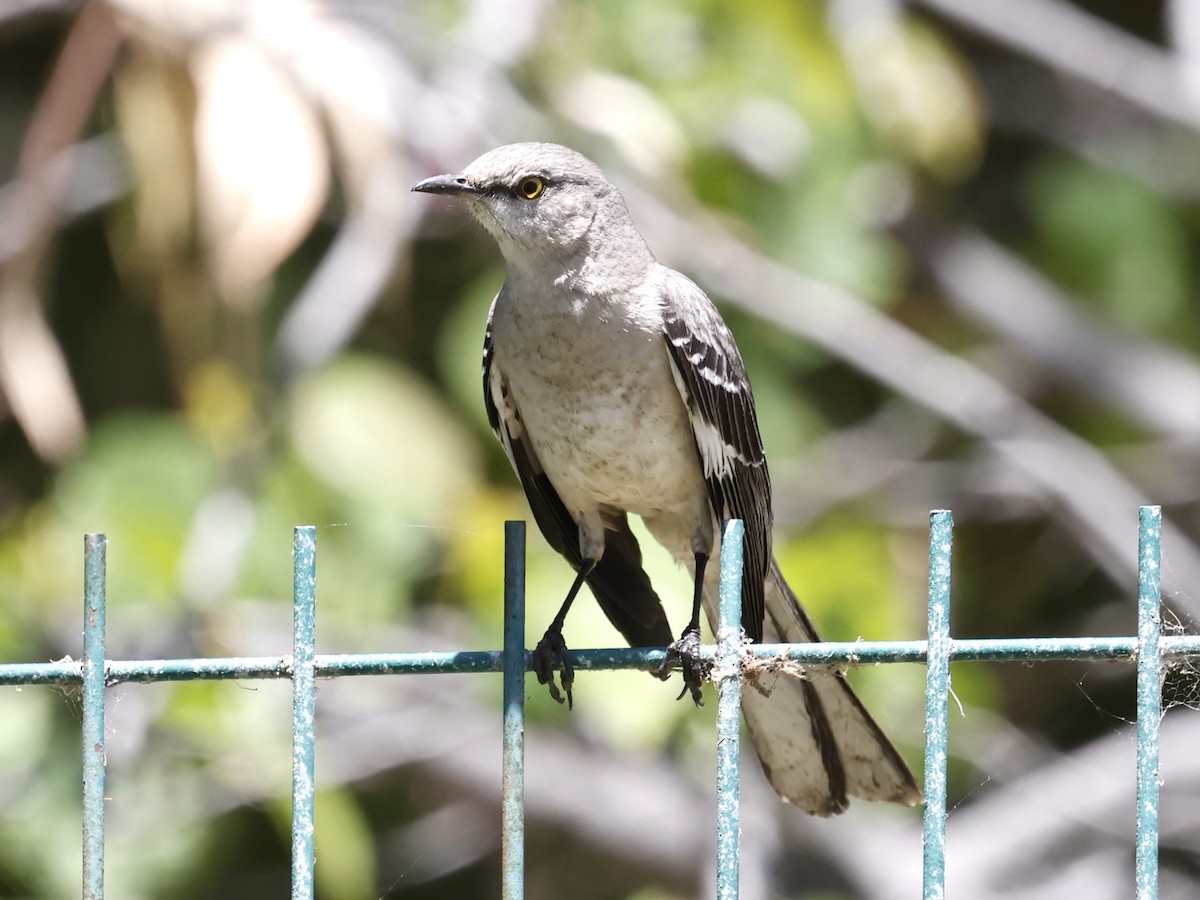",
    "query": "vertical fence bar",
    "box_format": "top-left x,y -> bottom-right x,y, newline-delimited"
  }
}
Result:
715,519 -> 745,900
291,526 -> 317,900
82,534 -> 107,900
1135,505 -> 1162,900
502,521 -> 527,900
922,510 -> 953,900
